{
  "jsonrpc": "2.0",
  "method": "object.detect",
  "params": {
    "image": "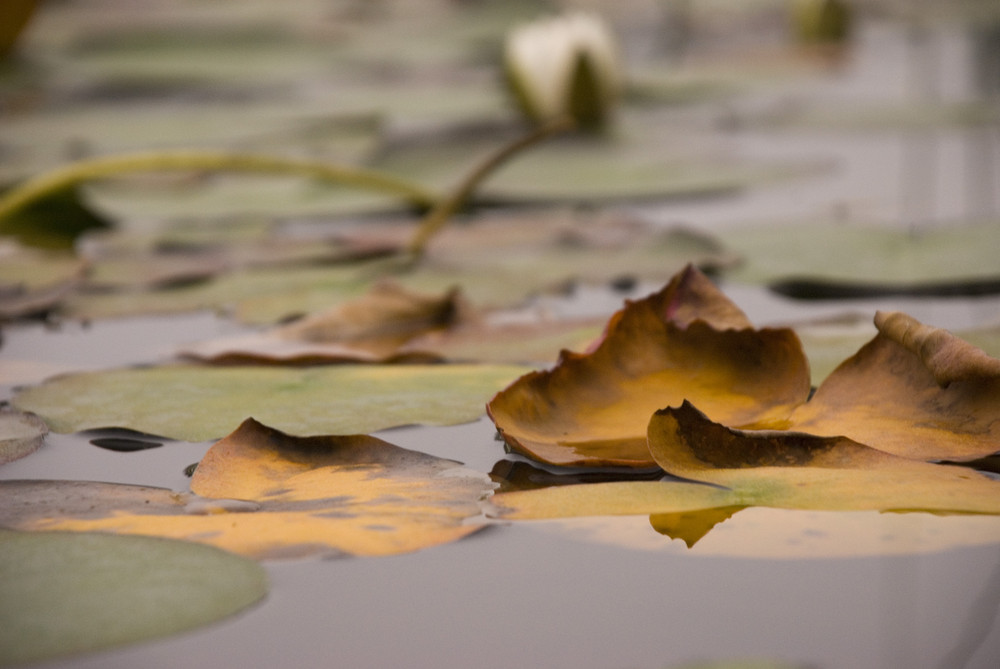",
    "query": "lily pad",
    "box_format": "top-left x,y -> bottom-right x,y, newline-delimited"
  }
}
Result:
647,400 -> 1000,514
181,282 -> 468,364
779,312 -> 1000,386
0,528 -> 266,665
486,400 -> 1000,550
401,316 -> 606,365
374,122 -> 814,204
787,311 -> 1000,462
63,212 -> 737,324
487,266 -> 811,467
490,266 -> 1000,469
12,362 -> 530,441
0,408 -> 48,464
0,242 -> 86,319
0,417 -> 494,559
182,280 -> 607,366
721,219 -> 1000,287
748,100 -> 1000,132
